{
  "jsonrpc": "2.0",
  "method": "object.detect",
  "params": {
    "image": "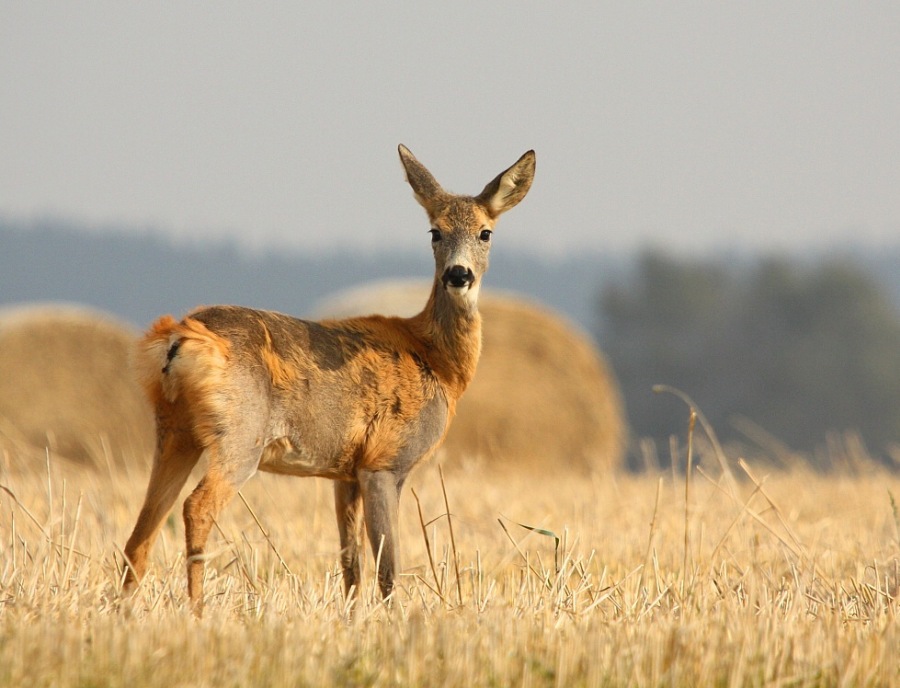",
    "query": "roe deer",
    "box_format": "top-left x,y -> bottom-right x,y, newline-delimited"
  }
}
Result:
122,144 -> 536,612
